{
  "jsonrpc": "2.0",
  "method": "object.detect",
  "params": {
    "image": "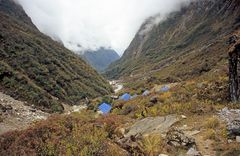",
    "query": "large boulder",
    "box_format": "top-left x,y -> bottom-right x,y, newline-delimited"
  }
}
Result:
124,115 -> 179,138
